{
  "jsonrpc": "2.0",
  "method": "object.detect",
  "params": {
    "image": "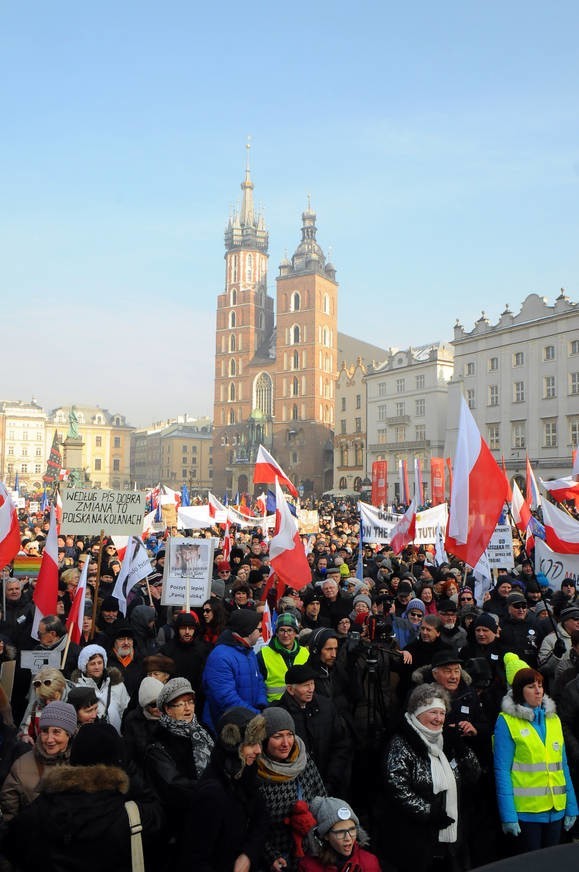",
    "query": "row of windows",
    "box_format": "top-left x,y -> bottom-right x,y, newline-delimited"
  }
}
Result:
467,374 -> 579,408
341,395 -> 362,411
7,447 -> 43,457
464,341 -> 579,376
227,310 -> 265,330
377,375 -> 425,396
5,431 -> 43,441
377,399 -> 426,420
486,420 -> 579,450
339,444 -> 364,467
375,425 -> 426,444
229,253 -> 265,284
339,418 -> 363,434
7,464 -> 43,474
